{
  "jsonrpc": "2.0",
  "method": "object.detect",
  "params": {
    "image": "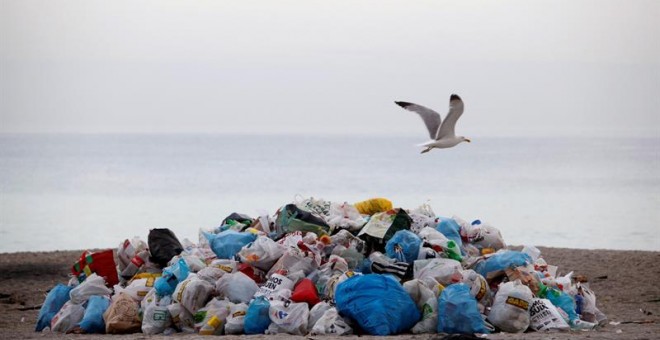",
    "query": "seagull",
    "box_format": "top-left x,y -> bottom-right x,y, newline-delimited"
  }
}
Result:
395,94 -> 470,153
